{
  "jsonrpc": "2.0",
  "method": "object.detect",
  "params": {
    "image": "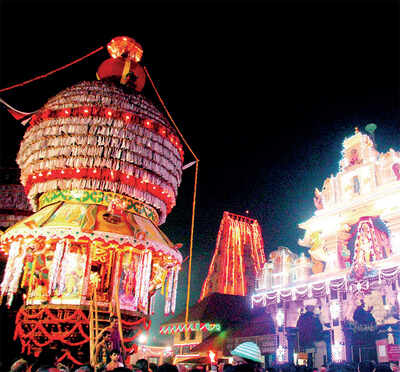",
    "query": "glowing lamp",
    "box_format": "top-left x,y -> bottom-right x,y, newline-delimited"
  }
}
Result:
138,334 -> 147,344
331,344 -> 343,362
330,301 -> 341,320
276,345 -> 285,362
208,350 -> 216,364
107,36 -> 143,62
276,308 -> 285,327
